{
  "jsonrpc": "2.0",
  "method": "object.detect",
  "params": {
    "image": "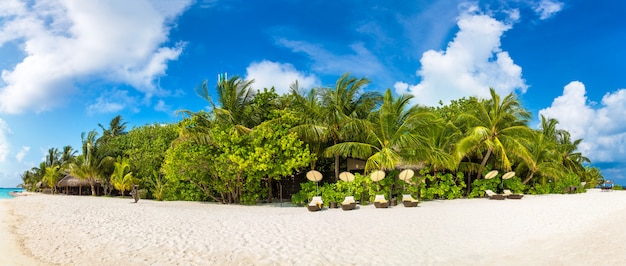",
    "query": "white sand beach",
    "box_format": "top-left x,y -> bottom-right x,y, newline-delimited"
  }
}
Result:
0,200 -> 42,266
2,189 -> 626,265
